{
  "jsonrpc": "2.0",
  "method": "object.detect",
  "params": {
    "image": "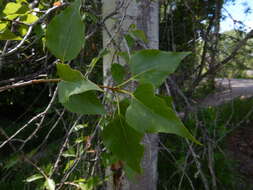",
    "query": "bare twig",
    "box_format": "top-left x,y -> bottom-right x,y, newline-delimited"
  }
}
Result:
0,79 -> 60,93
